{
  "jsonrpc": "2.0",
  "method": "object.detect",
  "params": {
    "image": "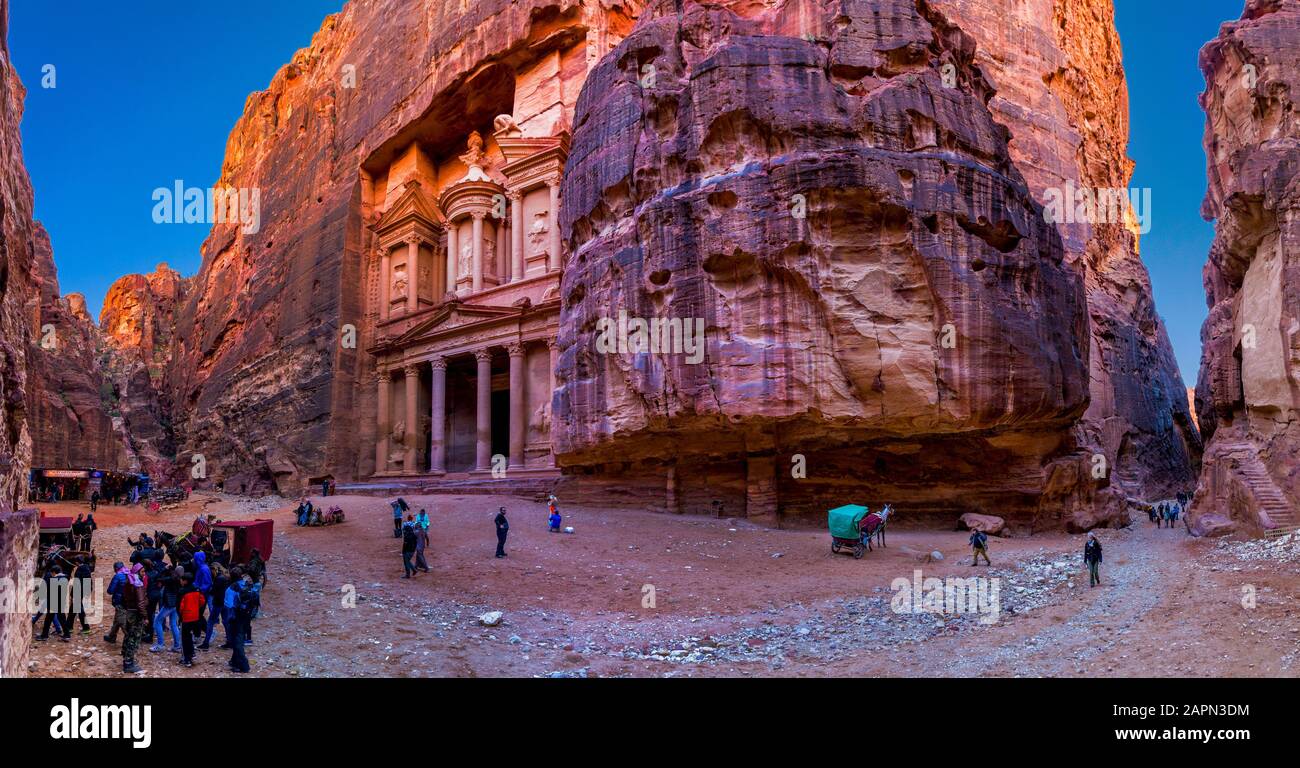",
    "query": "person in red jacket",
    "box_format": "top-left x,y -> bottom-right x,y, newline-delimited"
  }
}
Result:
177,575 -> 206,667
